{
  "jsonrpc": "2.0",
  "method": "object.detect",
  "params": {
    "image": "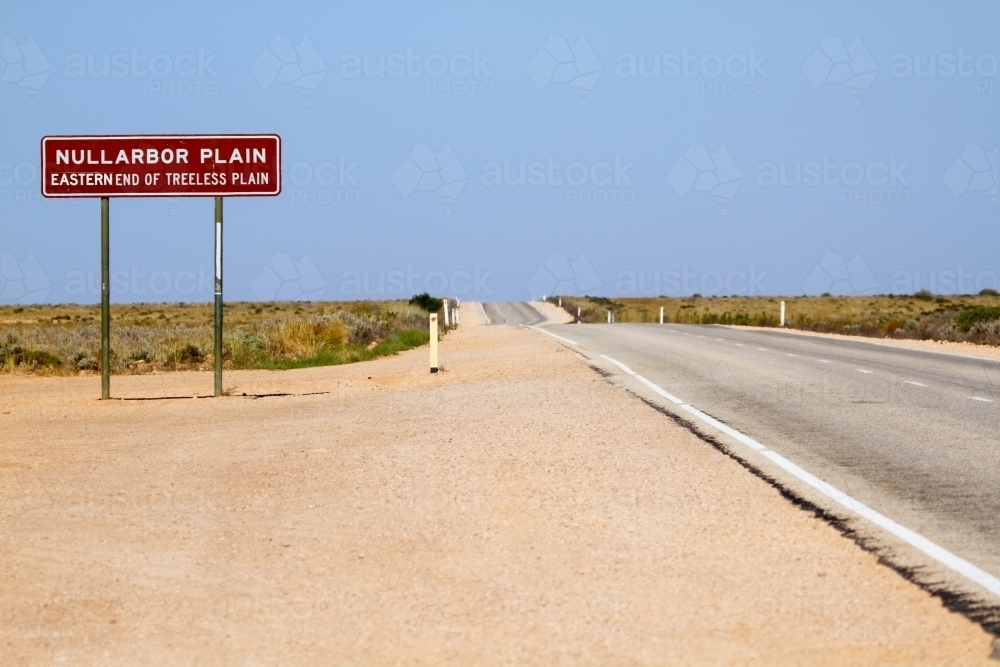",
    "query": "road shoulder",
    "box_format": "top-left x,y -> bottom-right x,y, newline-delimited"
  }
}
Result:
0,316 -> 994,664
